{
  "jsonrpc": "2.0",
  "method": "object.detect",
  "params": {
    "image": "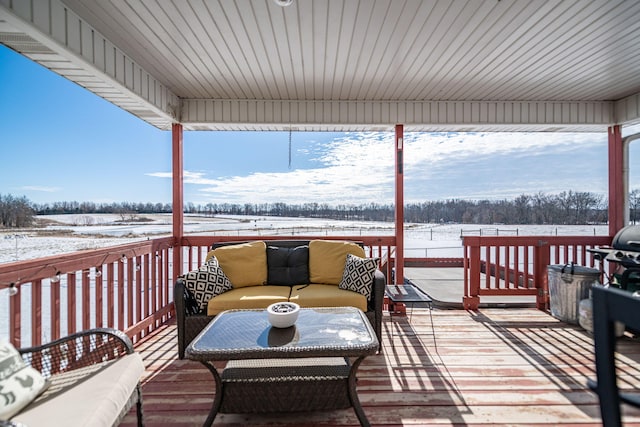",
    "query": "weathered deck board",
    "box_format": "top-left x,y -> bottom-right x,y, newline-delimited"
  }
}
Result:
120,309 -> 640,426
